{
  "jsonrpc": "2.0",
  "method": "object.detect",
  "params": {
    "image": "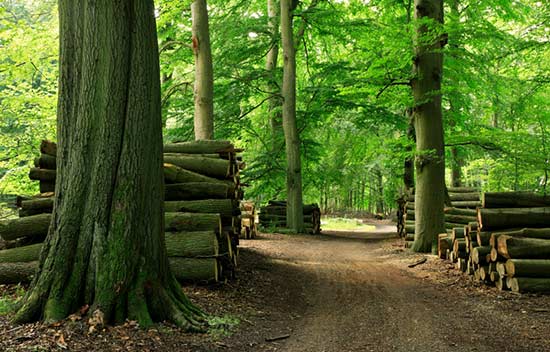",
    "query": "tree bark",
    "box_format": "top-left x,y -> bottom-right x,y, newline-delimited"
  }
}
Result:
497,236 -> 550,259
0,213 -> 51,241
164,140 -> 233,154
191,0 -> 214,140
169,258 -> 218,282
165,212 -> 221,233
164,199 -> 239,217
509,277 -> 550,293
0,243 -> 42,263
165,231 -> 219,257
165,183 -> 231,200
505,259 -> 550,278
14,1 -> 205,330
478,207 -> 550,231
482,192 -> 550,208
411,0 -> 446,253
280,0 -> 304,233
0,262 -> 37,284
